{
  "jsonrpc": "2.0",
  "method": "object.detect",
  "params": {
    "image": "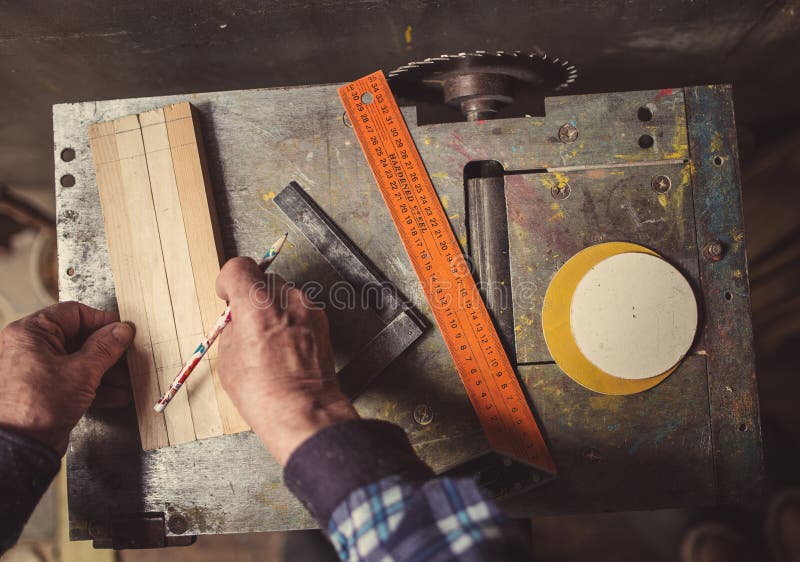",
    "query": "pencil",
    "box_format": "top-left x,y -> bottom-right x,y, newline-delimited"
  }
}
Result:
153,232 -> 289,413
